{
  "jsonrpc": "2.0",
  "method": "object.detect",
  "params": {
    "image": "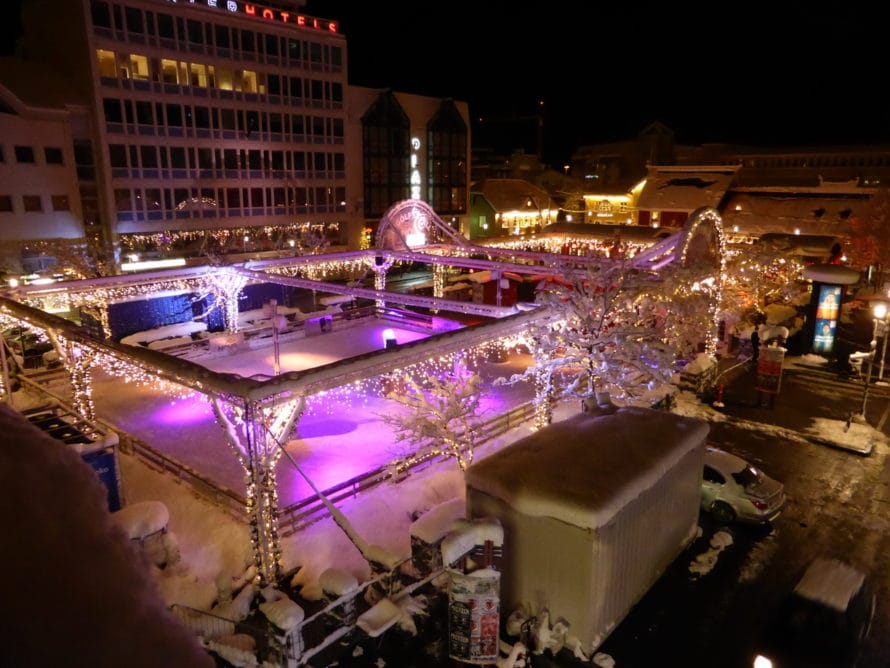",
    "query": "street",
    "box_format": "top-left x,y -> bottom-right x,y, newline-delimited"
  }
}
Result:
569,373 -> 890,668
